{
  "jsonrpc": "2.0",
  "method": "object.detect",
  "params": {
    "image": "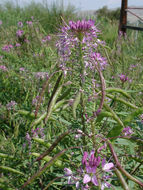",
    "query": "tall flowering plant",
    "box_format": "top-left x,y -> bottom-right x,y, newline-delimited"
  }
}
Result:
21,19 -> 143,190
56,20 -> 107,140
